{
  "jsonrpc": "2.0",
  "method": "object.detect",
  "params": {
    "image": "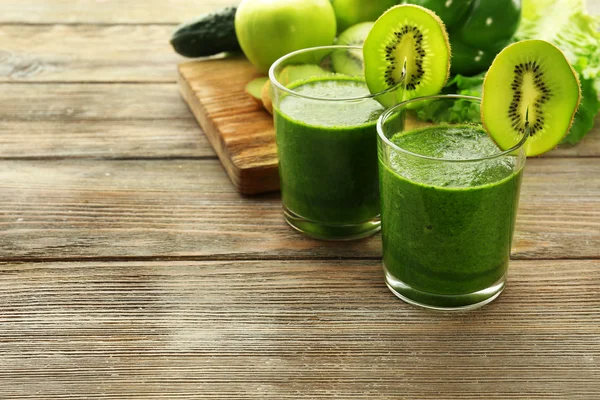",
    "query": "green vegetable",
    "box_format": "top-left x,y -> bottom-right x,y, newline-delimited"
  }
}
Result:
453,0 -> 521,50
425,0 -> 600,146
448,38 -> 498,78
445,73 -> 484,93
517,0 -> 600,83
407,0 -> 472,27
404,0 -> 521,76
170,7 -> 240,58
561,77 -> 600,145
417,73 -> 484,124
515,0 -> 600,144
